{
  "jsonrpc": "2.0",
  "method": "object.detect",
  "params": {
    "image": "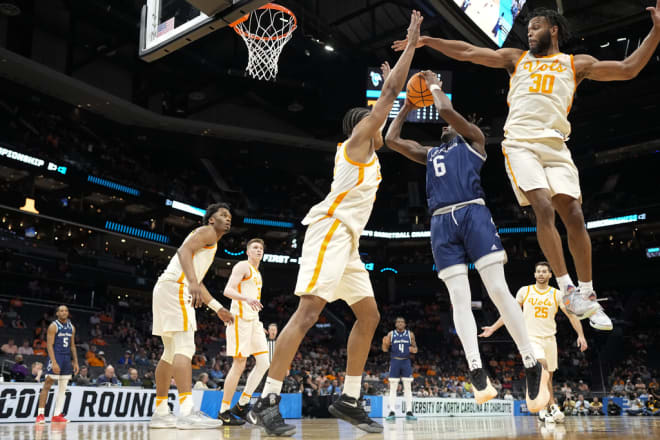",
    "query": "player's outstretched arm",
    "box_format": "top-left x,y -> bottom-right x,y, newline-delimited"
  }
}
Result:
409,331 -> 418,354
576,2 -> 660,82
223,262 -> 263,312
382,332 -> 392,352
560,303 -> 588,352
422,71 -> 486,155
346,11 -> 423,161
479,317 -> 504,337
177,225 -> 217,308
385,100 -> 430,165
392,35 -> 521,72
